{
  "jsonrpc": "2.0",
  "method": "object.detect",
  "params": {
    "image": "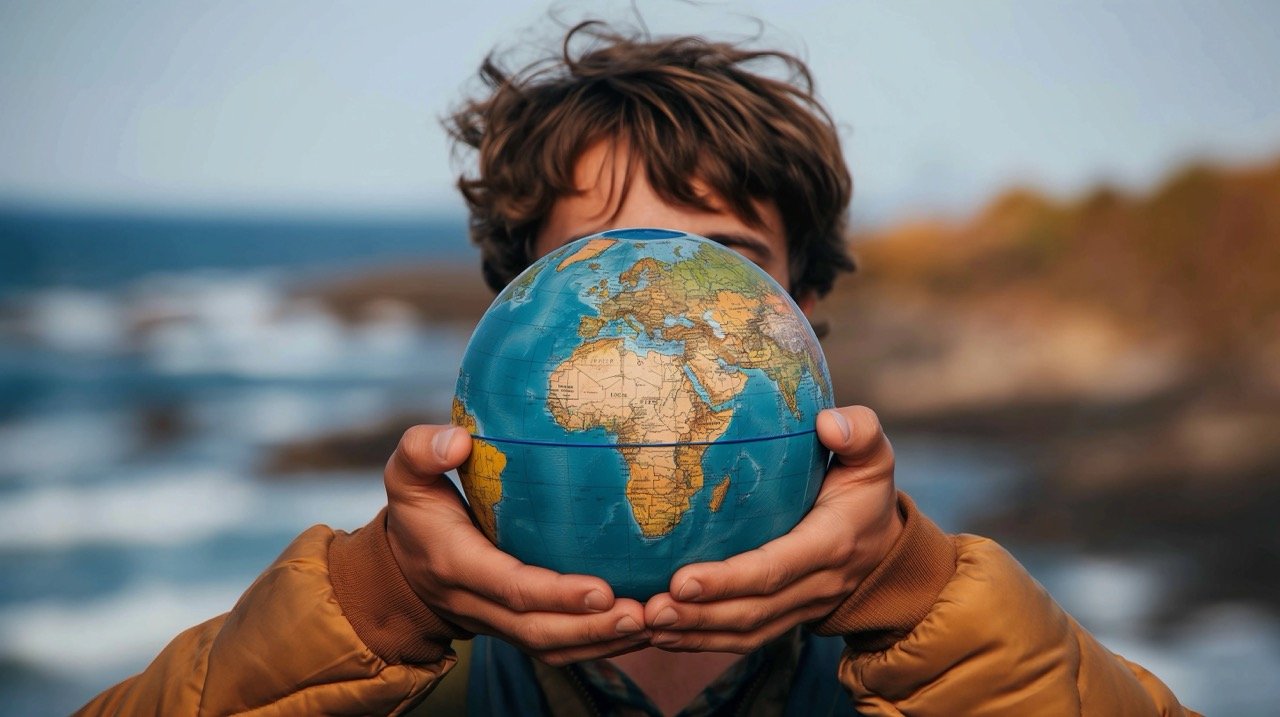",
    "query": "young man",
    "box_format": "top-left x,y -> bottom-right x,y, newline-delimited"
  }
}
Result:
78,23 -> 1197,716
